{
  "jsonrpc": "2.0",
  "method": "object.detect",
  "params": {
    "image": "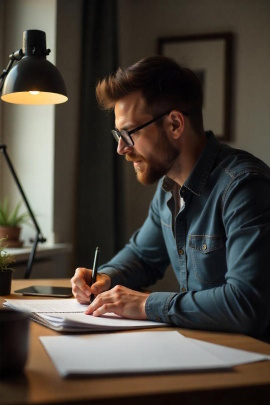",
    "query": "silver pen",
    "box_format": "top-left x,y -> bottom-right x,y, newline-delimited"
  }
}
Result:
90,247 -> 100,304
